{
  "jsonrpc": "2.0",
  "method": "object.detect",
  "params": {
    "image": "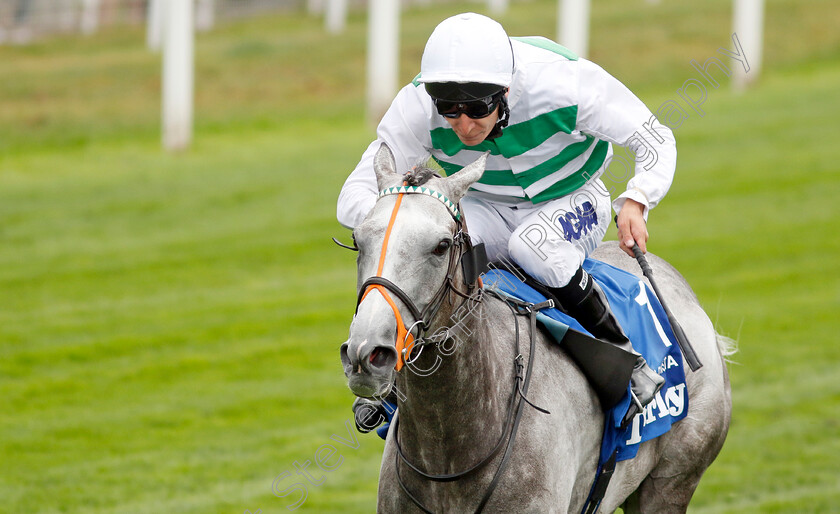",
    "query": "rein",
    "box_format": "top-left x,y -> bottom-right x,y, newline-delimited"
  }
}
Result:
393,292 -> 553,513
